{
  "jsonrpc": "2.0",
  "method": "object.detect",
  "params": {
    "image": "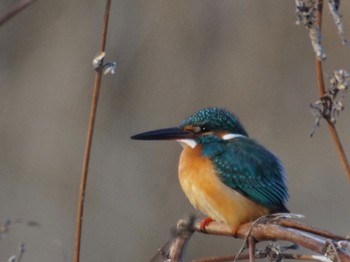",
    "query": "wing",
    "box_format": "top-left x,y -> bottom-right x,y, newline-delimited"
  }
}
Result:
201,137 -> 289,211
